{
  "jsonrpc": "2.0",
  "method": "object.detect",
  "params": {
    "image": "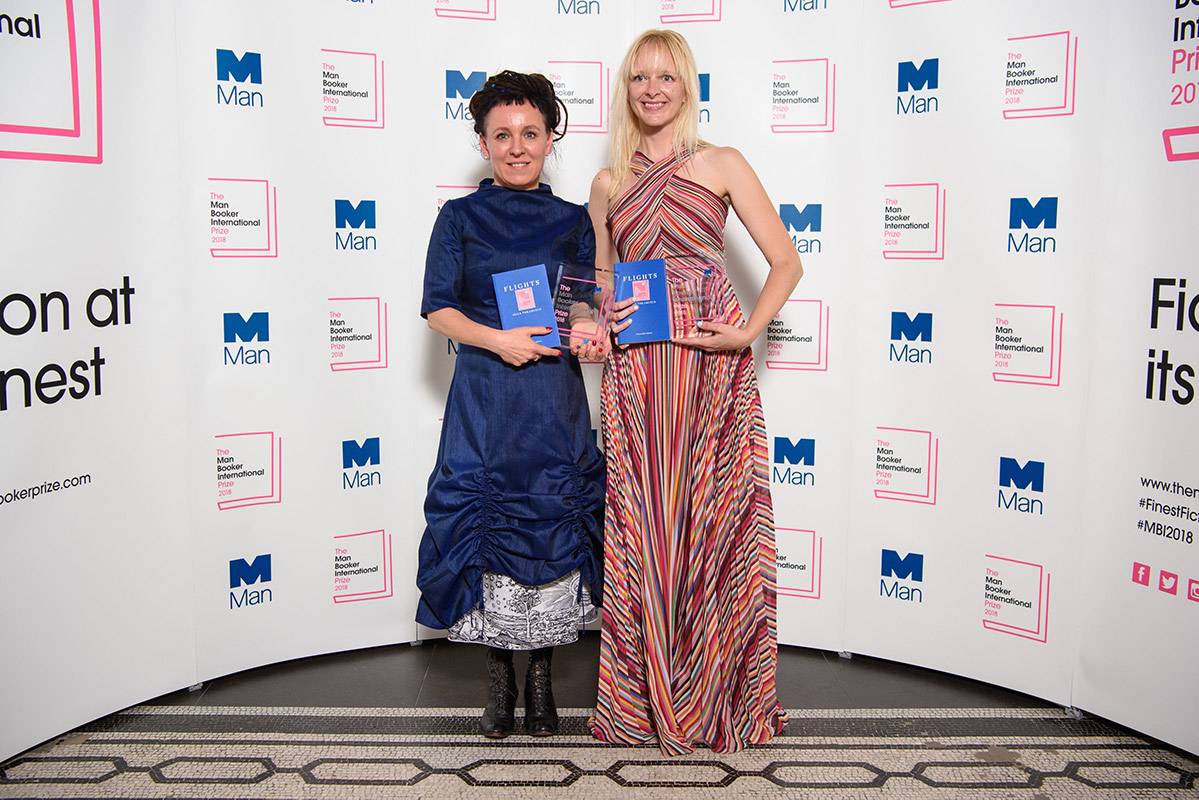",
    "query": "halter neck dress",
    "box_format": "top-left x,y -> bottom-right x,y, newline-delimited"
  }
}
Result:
590,151 -> 788,755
